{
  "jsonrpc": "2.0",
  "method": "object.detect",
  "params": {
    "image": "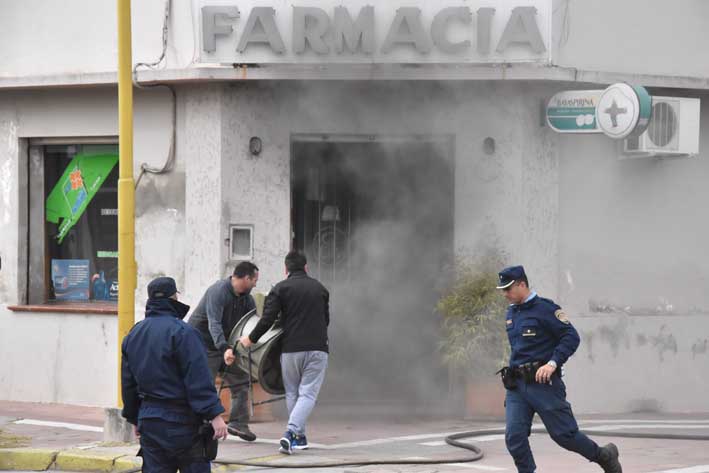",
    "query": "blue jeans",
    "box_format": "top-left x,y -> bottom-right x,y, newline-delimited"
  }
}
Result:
505,377 -> 599,473
138,418 -> 210,473
280,351 -> 328,436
